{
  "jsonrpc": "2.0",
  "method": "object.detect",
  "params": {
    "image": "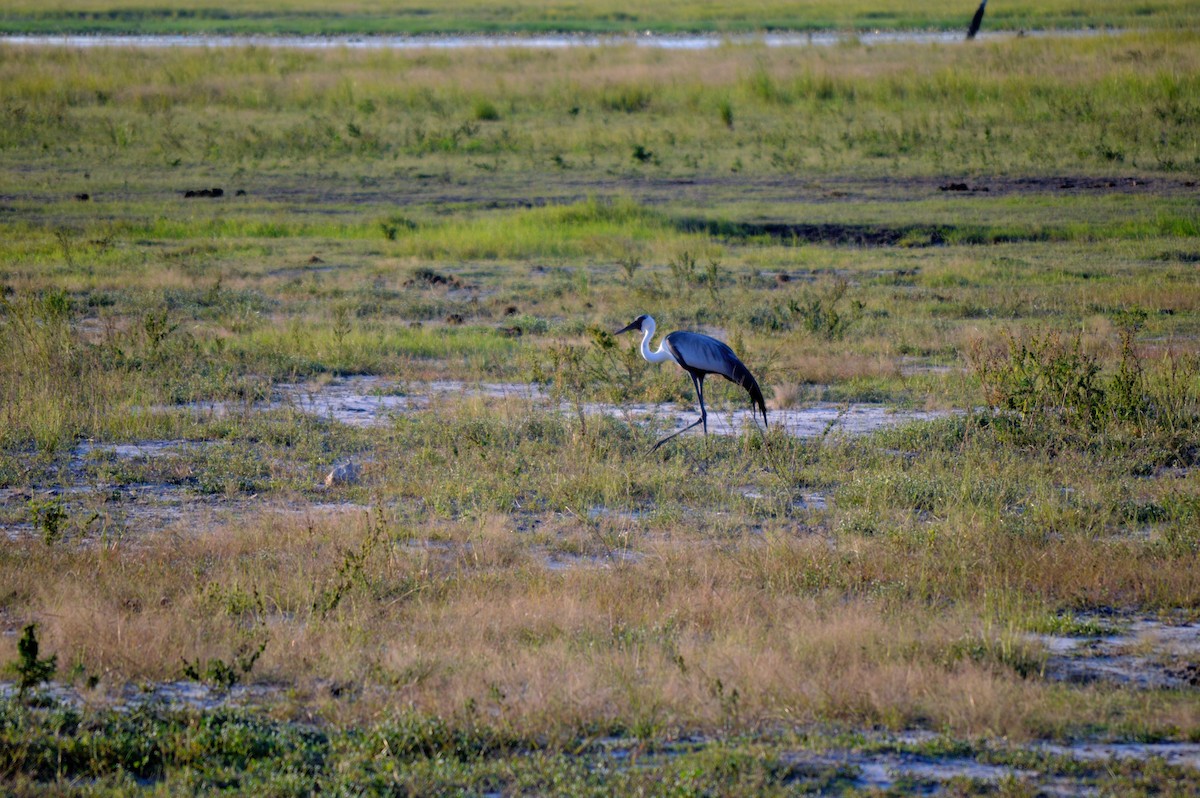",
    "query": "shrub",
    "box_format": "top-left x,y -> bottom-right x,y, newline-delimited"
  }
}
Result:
472,98 -> 500,121
7,624 -> 57,696
967,321 -> 1200,436
969,328 -> 1105,428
